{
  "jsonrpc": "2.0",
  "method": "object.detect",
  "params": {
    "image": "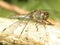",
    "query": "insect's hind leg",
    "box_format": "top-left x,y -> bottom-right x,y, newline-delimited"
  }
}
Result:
19,19 -> 30,38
